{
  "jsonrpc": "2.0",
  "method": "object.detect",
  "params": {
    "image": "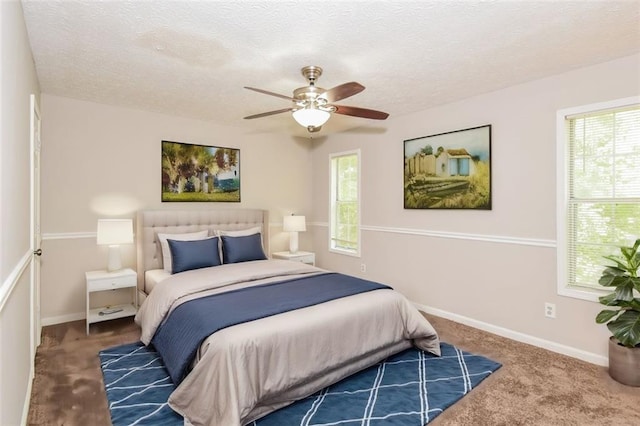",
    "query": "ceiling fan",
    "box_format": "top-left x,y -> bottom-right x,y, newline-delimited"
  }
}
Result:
243,66 -> 389,133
